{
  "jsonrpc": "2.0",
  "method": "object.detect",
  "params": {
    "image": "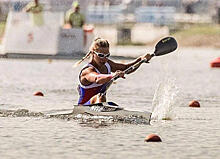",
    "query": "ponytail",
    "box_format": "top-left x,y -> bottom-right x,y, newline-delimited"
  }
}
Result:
73,51 -> 91,67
